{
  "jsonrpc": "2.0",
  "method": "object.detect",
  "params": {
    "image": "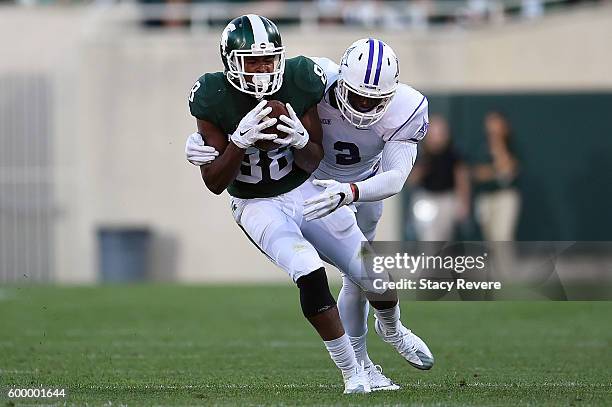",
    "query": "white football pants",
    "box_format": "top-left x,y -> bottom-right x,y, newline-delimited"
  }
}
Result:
230,178 -> 387,294
338,200 -> 384,336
